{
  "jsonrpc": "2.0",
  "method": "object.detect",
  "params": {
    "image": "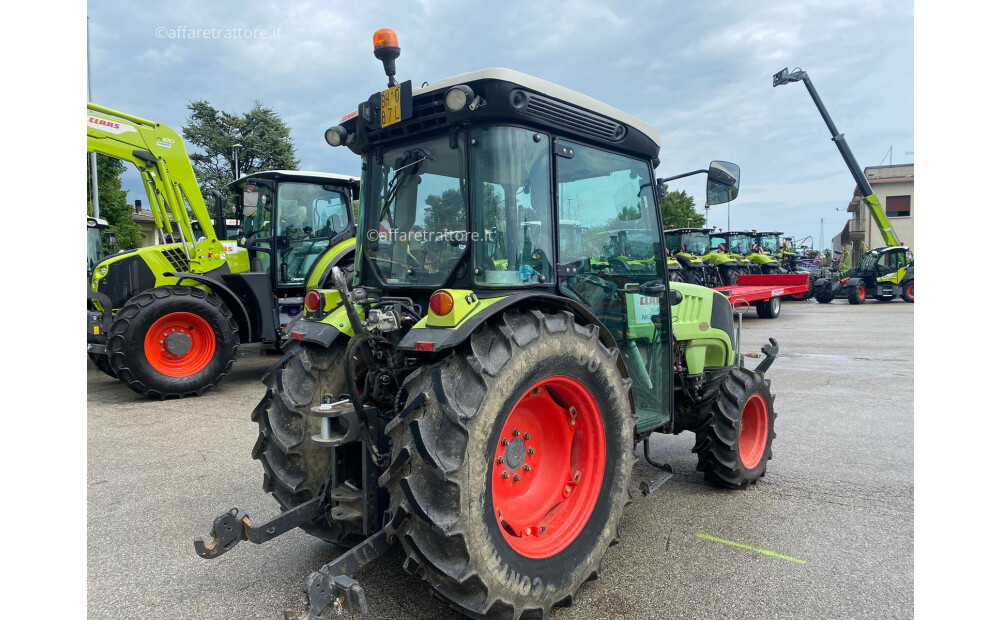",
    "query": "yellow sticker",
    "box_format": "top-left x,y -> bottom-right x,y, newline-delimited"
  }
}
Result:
93,326 -> 100,335
698,322 -> 709,331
